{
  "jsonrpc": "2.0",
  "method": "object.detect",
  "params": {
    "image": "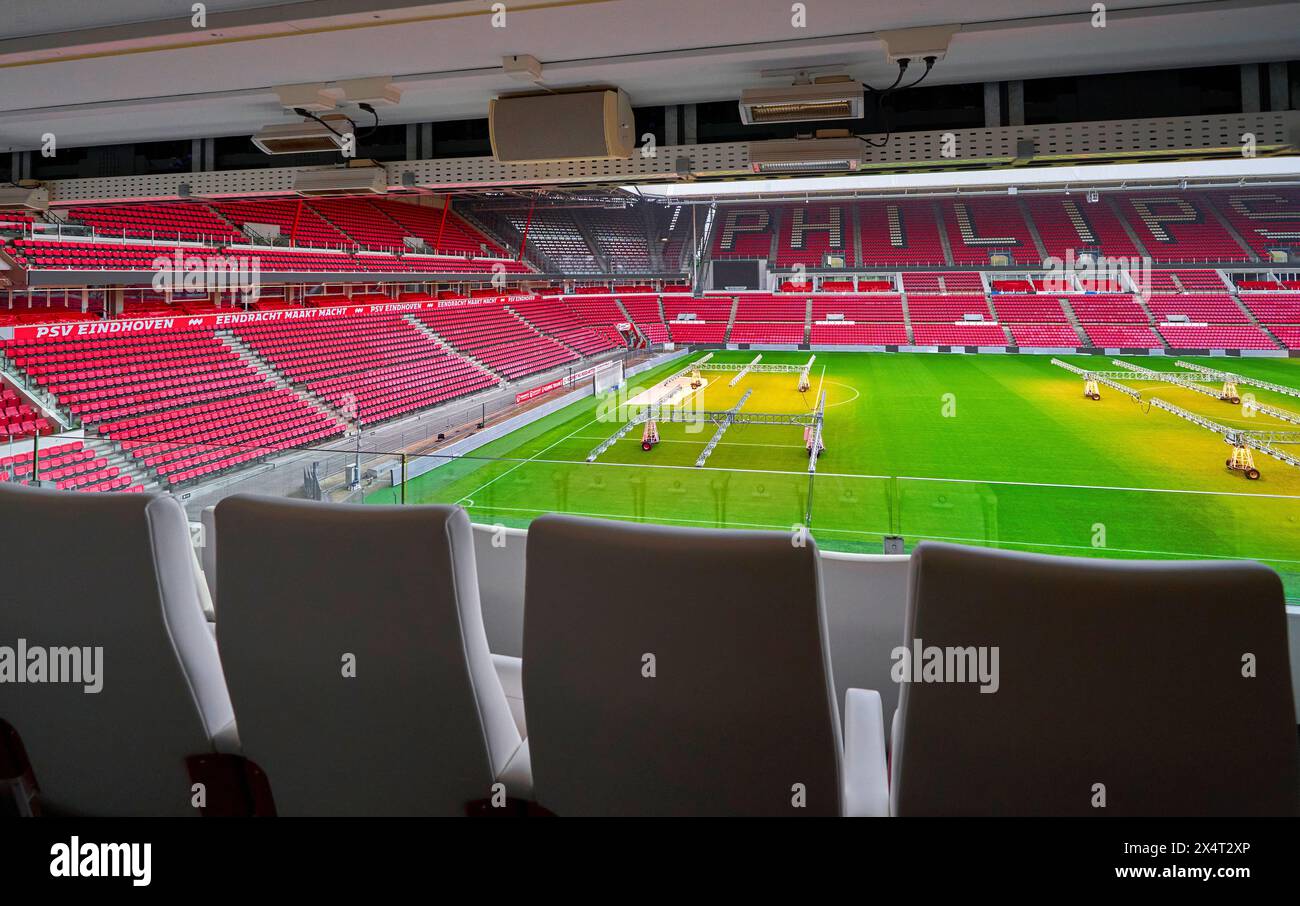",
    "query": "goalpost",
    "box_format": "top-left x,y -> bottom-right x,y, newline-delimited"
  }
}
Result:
592,359 -> 624,395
